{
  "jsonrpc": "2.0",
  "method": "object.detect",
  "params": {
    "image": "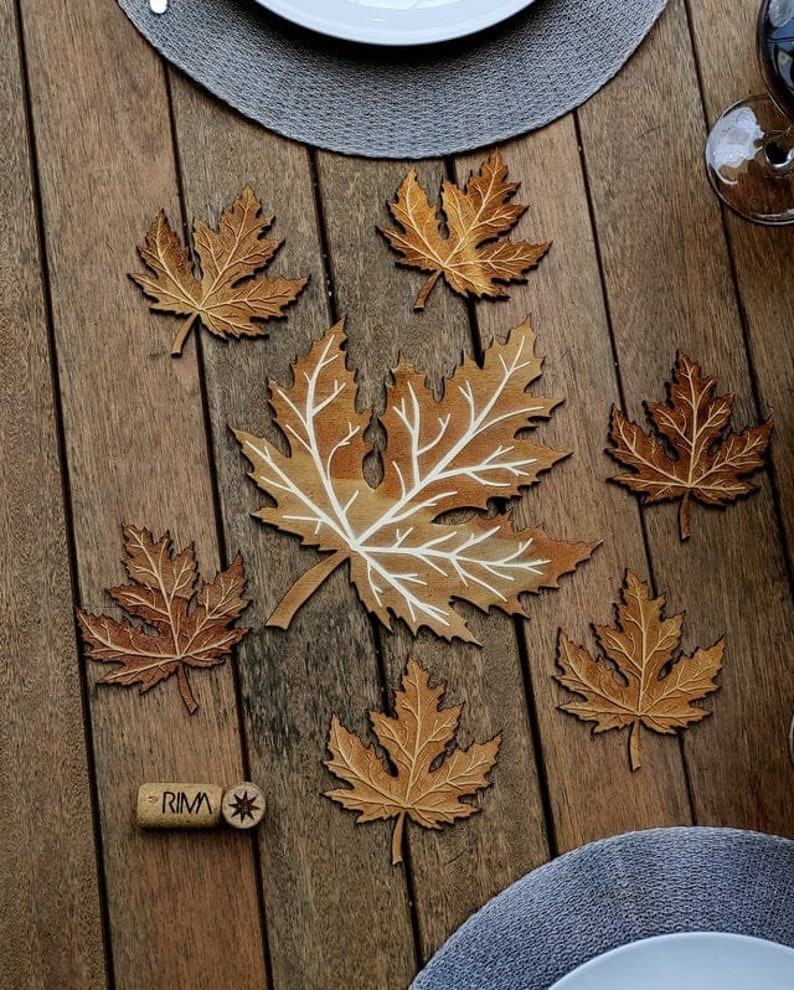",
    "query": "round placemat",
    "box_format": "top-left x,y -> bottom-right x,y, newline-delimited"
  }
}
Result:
411,827 -> 794,989
117,0 -> 669,159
